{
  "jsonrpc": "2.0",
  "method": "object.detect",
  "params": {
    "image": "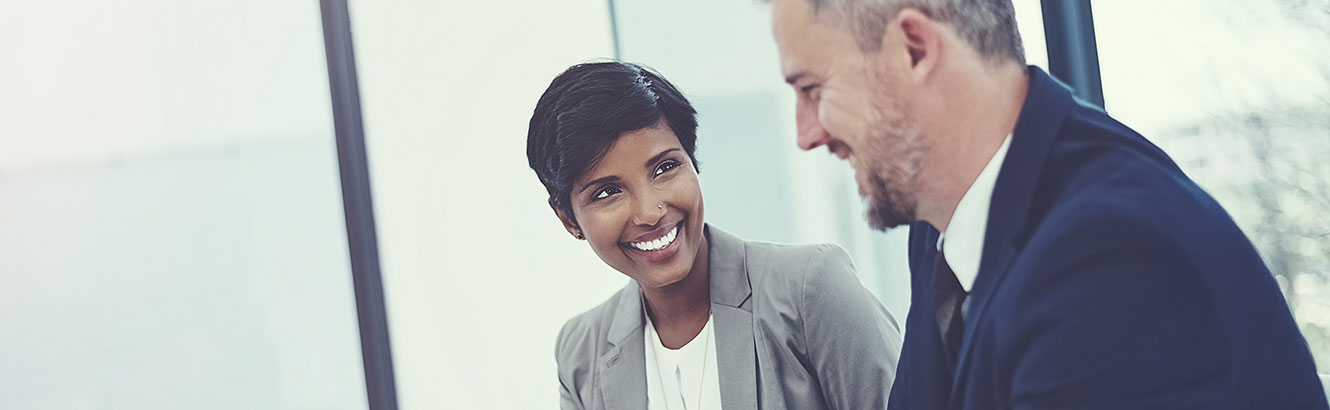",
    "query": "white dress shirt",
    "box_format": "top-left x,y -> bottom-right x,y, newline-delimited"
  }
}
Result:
644,312 -> 722,410
938,134 -> 1014,293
